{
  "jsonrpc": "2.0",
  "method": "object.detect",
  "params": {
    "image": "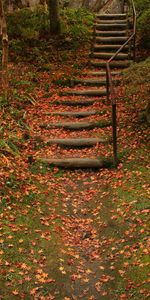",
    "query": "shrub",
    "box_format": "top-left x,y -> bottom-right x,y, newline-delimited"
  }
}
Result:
134,0 -> 150,13
7,6 -> 93,42
61,8 -> 94,41
137,8 -> 150,48
133,0 -> 150,49
7,6 -> 49,40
